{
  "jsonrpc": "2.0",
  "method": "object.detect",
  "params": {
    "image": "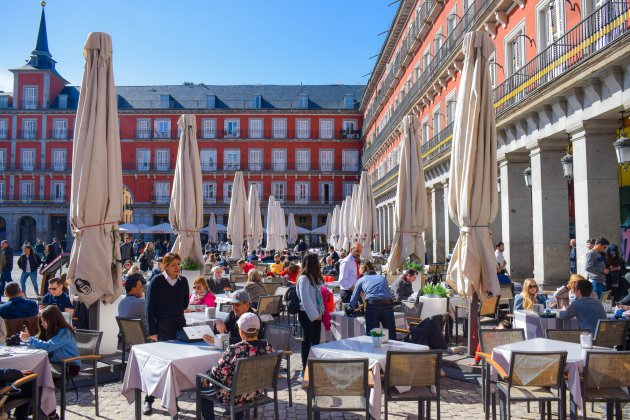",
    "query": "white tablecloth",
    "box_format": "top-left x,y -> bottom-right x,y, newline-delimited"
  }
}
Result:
492,338 -> 610,407
214,294 -> 233,305
310,336 -> 430,419
185,311 -> 229,326
513,310 -> 580,339
0,347 -> 56,415
329,311 -> 405,340
122,341 -> 223,416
